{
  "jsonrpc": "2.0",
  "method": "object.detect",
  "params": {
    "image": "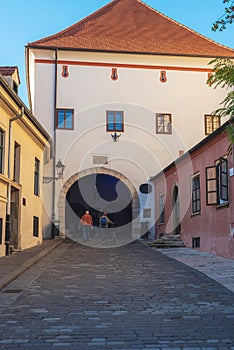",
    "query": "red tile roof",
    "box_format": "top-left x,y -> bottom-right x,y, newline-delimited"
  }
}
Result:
28,0 -> 234,58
